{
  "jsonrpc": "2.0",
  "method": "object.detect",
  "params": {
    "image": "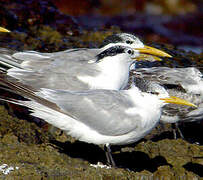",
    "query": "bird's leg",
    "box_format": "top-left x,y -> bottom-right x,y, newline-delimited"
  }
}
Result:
104,143 -> 116,167
172,123 -> 177,139
172,123 -> 184,139
175,123 -> 185,139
